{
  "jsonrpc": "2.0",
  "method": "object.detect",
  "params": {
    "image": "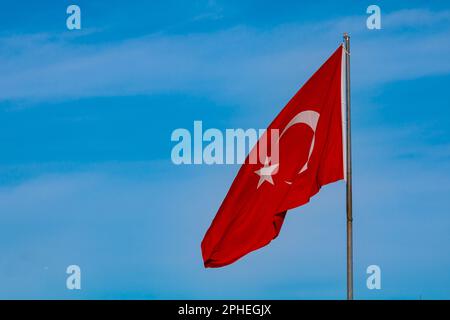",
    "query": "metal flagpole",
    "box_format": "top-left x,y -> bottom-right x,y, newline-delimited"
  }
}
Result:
343,32 -> 353,300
